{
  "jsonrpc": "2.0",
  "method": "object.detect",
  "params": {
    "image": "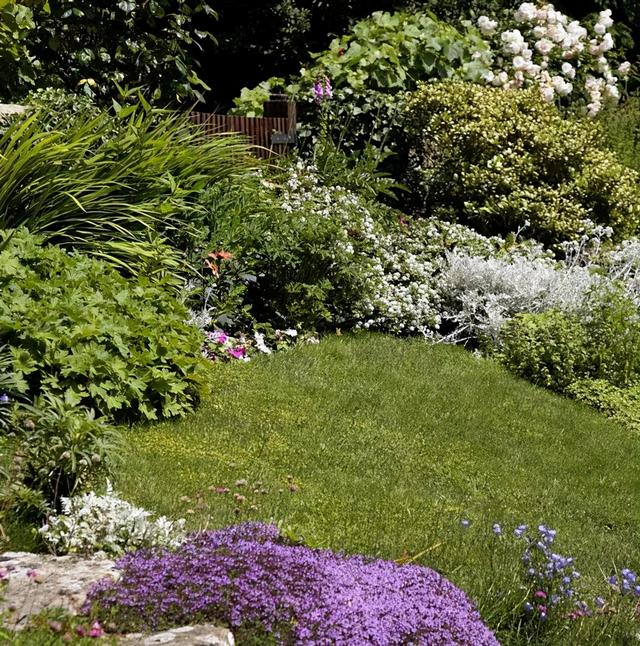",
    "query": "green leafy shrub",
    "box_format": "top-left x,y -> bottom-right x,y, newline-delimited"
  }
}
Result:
567,379 -> 640,433
581,285 -> 640,387
202,169 -> 379,330
0,0 -> 214,104
403,82 -> 640,244
498,311 -> 588,391
233,10 -> 489,152
0,344 -> 26,433
0,1 -> 37,102
599,97 -> 640,173
498,285 -> 640,427
0,230 -> 206,422
0,100 -> 251,275
6,393 -> 119,513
